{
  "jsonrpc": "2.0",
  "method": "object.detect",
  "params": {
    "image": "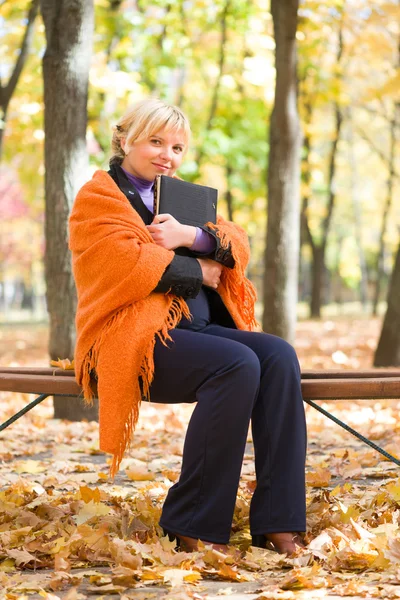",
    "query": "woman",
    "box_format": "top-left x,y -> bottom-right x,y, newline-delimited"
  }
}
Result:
69,98 -> 307,555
